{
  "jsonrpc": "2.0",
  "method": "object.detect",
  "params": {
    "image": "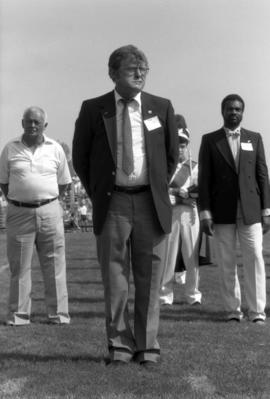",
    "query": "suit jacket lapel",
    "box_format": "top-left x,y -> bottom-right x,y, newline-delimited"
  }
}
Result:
215,128 -> 237,173
239,128 -> 253,167
141,92 -> 156,163
101,91 -> 117,166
